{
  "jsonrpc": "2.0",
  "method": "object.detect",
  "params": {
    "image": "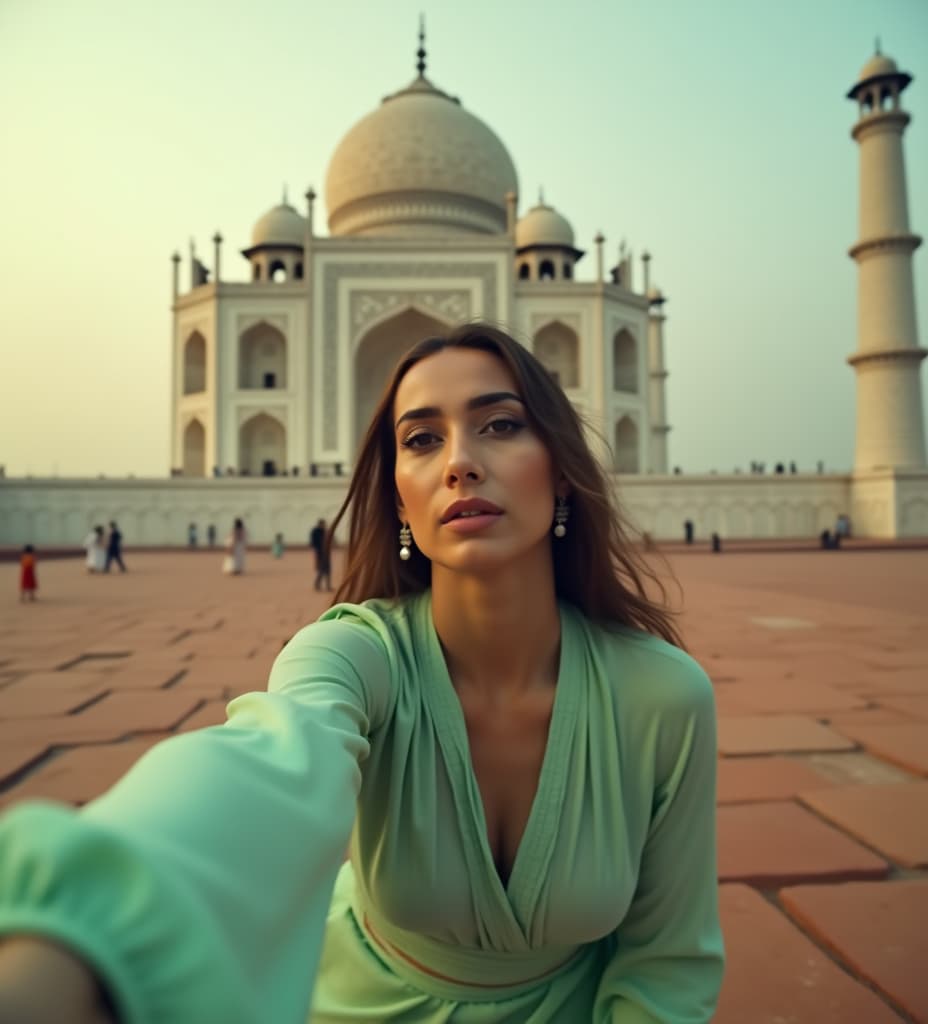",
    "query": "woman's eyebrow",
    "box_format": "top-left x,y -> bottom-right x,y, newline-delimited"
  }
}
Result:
394,391 -> 523,429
